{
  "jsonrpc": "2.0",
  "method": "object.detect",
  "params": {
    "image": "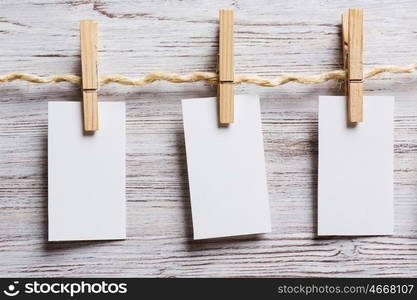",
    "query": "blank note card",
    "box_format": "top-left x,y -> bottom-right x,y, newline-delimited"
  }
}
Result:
182,95 -> 271,240
318,96 -> 394,236
48,102 -> 126,241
